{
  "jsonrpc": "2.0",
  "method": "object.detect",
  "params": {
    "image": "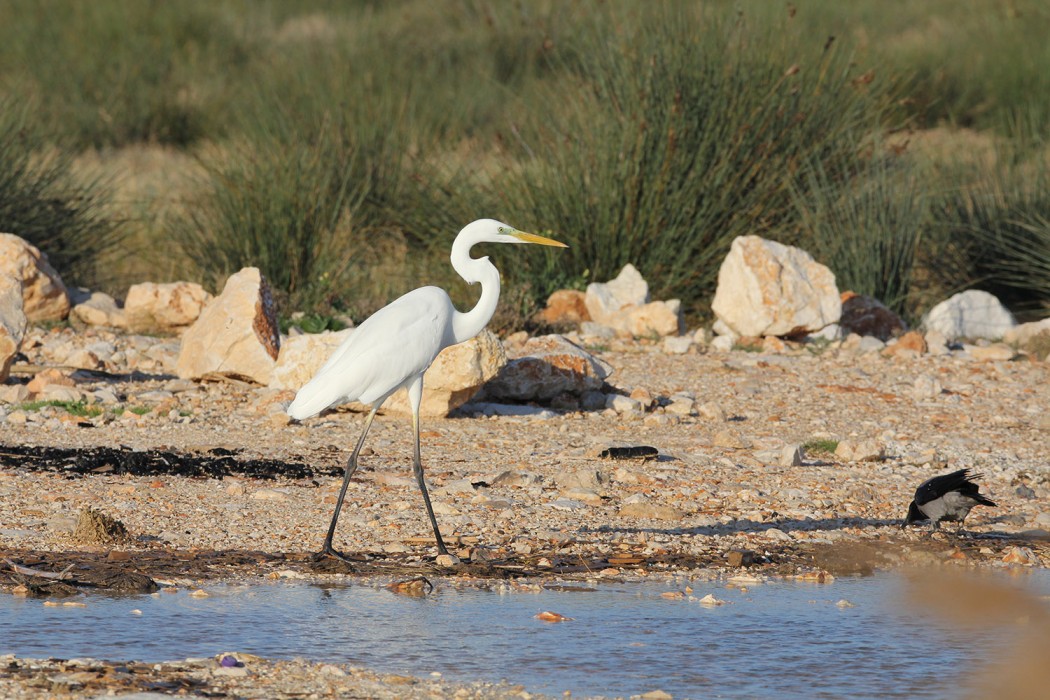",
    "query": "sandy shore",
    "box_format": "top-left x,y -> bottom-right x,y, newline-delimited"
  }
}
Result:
1,331 -> 1048,697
